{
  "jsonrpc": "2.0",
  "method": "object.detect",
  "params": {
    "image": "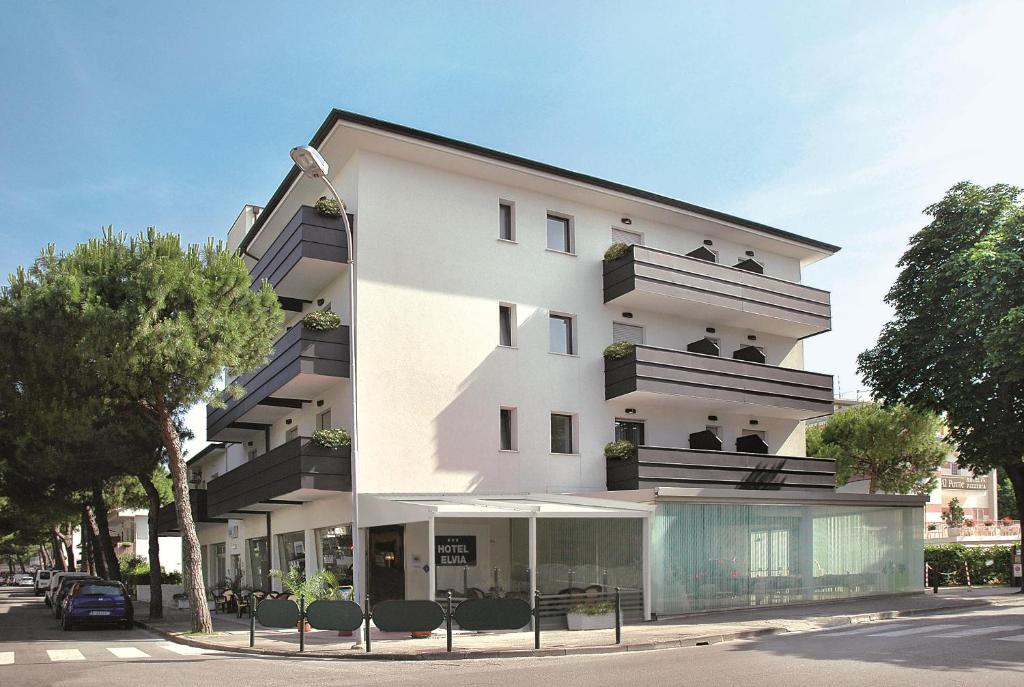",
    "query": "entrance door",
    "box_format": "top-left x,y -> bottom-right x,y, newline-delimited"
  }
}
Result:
368,525 -> 405,602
